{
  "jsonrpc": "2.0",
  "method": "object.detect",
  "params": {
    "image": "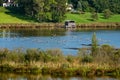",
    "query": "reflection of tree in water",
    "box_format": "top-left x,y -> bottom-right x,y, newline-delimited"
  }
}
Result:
0,73 -> 118,80
0,29 -> 66,37
0,73 -> 71,80
0,73 -> 50,80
